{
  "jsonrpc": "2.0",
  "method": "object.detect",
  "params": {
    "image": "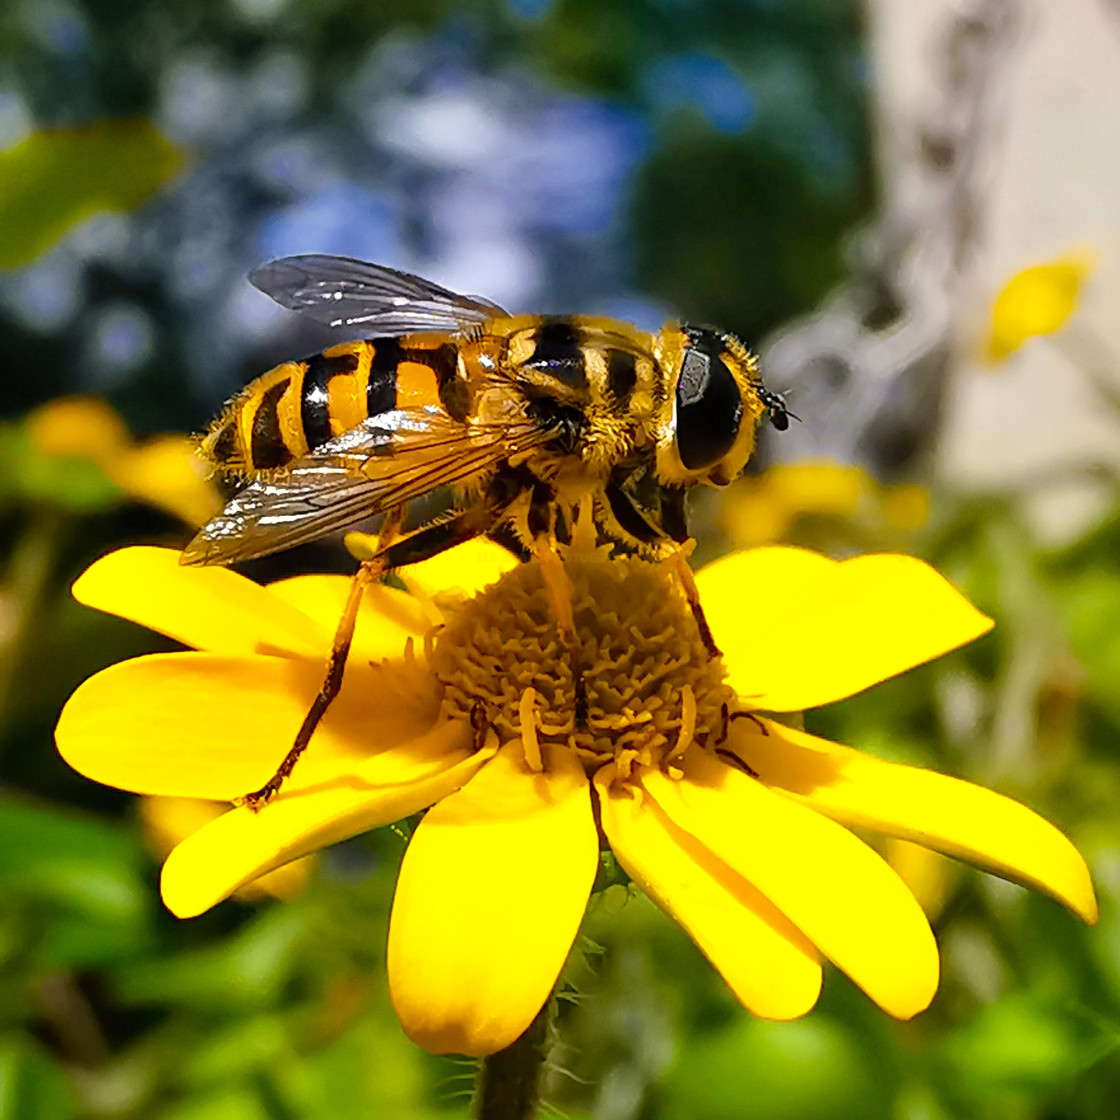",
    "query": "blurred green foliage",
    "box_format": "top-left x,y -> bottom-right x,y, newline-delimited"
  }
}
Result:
0,122 -> 183,268
1,1 -> 1119,1119
0,423 -> 121,512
